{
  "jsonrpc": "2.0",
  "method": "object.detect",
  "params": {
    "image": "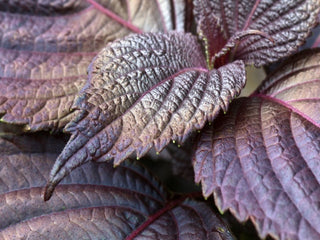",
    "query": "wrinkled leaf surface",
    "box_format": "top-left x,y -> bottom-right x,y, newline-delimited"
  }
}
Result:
45,32 -> 246,199
193,49 -> 320,240
203,0 -> 320,66
0,136 -> 233,240
0,0 -> 188,131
